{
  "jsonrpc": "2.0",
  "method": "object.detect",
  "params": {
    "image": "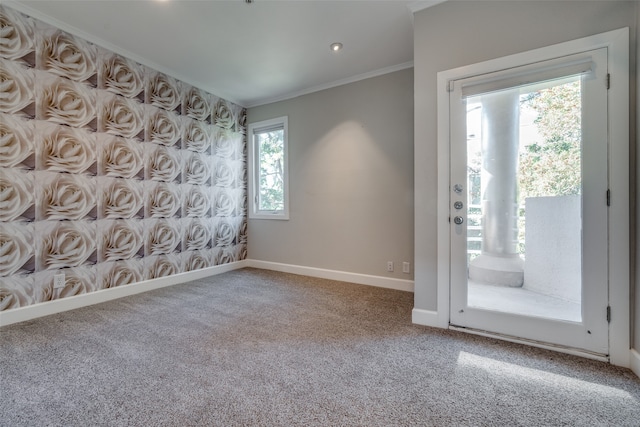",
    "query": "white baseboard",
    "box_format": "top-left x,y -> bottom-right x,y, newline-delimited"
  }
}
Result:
245,260 -> 414,292
2,260 -> 412,328
631,349 -> 640,379
0,260 -> 248,327
412,308 -> 442,328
